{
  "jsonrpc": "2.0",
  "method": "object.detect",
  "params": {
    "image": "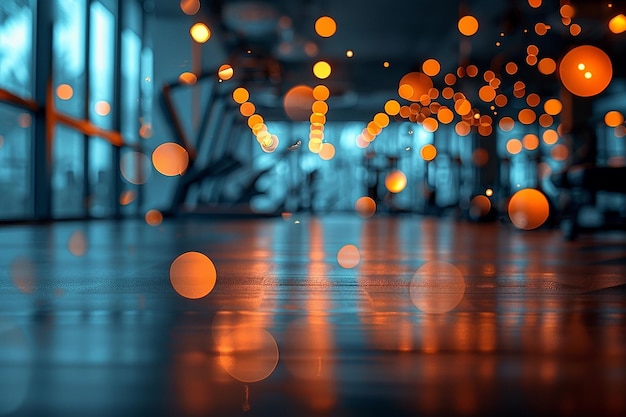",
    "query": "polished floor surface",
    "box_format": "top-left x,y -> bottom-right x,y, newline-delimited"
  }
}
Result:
1,214 -> 625,417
